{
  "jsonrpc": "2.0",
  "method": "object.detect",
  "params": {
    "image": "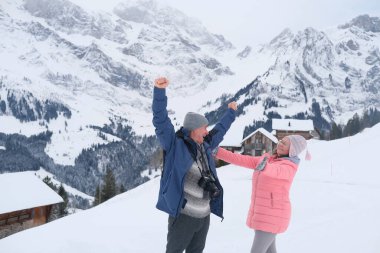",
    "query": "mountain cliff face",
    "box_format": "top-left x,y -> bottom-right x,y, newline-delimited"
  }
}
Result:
205,15 -> 380,135
20,0 -> 234,94
0,0 -> 379,206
